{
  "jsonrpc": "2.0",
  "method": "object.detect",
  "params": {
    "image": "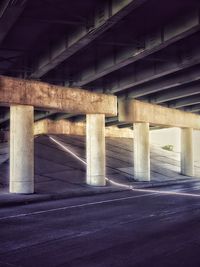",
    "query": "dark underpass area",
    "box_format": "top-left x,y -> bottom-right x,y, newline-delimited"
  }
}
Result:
1,184 -> 200,266
1,136 -> 200,266
1,0 -> 200,265
1,135 -> 200,195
